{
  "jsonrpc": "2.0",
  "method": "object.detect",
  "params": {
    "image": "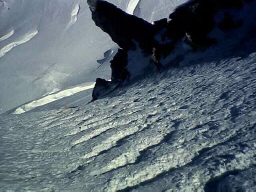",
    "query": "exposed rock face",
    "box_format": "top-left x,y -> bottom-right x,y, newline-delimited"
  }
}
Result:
110,49 -> 129,82
165,0 -> 255,50
167,0 -> 217,49
88,0 -> 155,53
92,78 -> 110,100
87,0 -> 99,11
88,0 -> 256,100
